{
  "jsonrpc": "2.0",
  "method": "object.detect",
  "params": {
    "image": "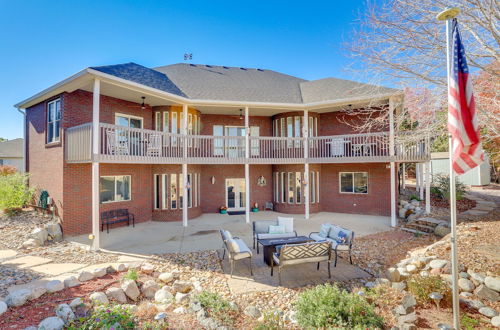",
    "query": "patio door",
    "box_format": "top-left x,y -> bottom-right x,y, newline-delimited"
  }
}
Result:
225,126 -> 245,158
226,178 -> 246,211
